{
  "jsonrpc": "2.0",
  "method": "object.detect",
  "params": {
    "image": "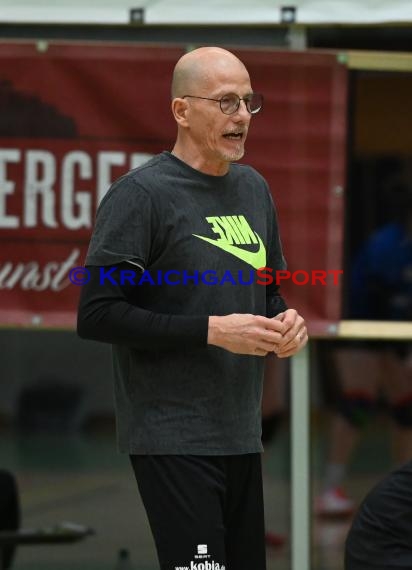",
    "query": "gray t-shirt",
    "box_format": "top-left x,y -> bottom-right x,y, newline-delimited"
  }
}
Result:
86,151 -> 286,454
